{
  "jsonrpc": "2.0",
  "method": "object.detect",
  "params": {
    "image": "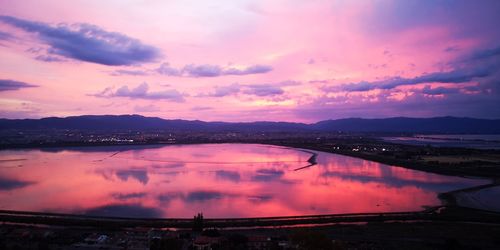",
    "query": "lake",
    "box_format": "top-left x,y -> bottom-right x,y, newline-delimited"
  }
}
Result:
0,144 -> 487,218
